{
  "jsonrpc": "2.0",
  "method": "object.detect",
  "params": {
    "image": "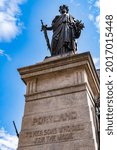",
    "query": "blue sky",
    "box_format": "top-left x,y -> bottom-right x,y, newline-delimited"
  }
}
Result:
0,0 -> 100,149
